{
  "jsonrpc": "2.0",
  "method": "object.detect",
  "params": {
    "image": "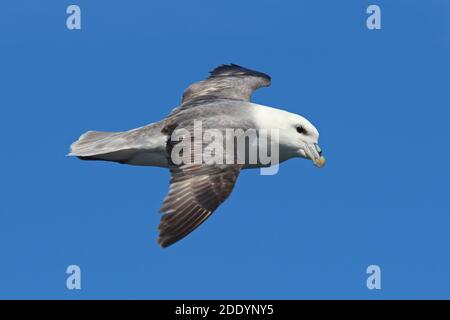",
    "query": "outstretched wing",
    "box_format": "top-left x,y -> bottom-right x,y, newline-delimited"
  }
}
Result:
157,64 -> 267,247
158,164 -> 242,248
181,64 -> 271,104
